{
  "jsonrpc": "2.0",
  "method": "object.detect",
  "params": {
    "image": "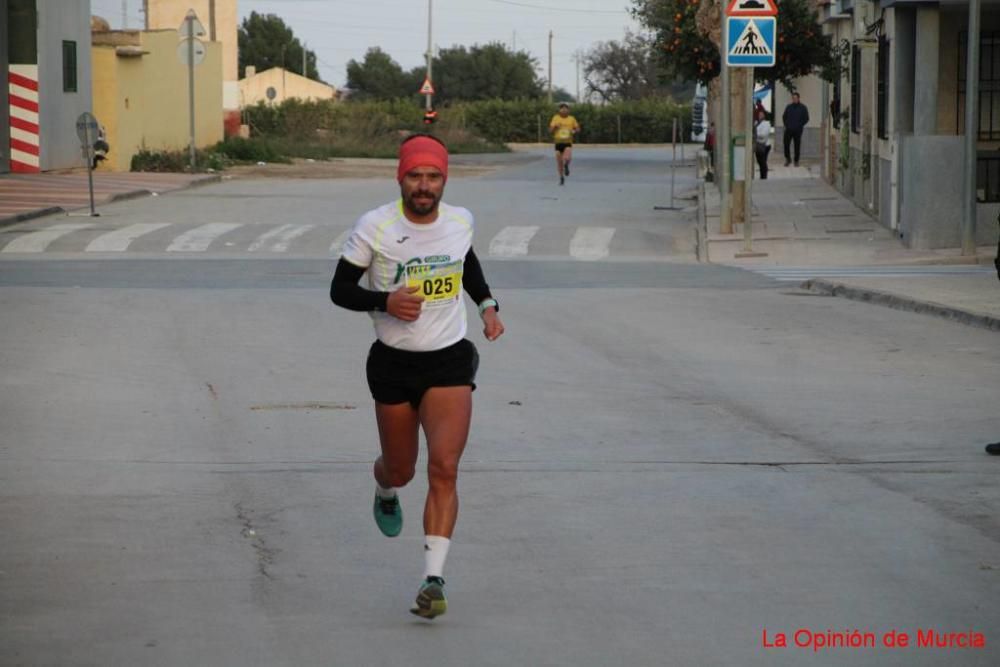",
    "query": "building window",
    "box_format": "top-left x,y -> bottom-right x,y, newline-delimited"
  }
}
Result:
877,36 -> 889,140
850,45 -> 861,134
62,41 -> 78,92
977,153 -> 1000,202
9,0 -> 38,64
958,31 -> 1000,140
